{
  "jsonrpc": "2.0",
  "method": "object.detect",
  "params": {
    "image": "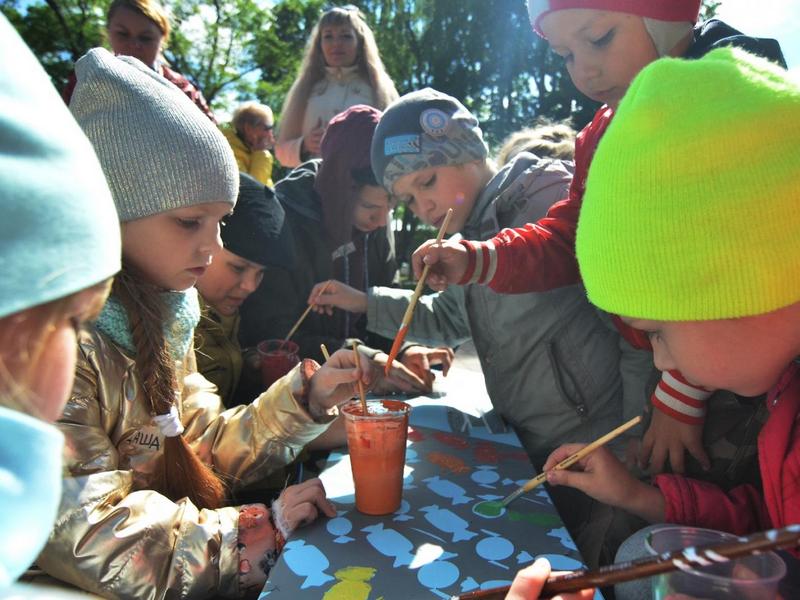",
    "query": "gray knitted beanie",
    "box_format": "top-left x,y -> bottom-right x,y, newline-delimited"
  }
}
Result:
70,48 -> 238,221
371,88 -> 488,191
